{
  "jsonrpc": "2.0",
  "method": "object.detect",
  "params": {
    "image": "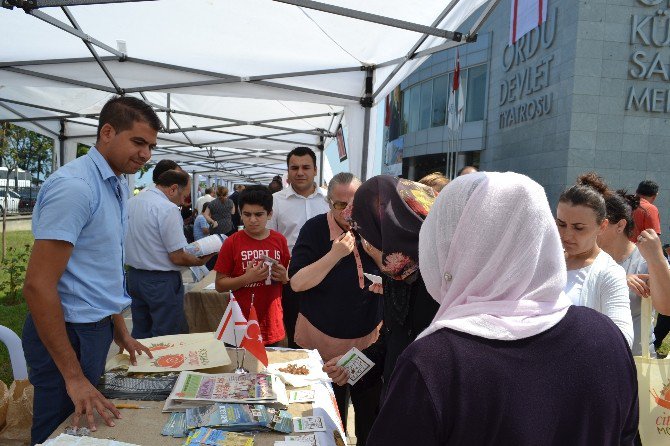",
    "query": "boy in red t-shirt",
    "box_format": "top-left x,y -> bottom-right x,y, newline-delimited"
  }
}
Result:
214,186 -> 290,345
